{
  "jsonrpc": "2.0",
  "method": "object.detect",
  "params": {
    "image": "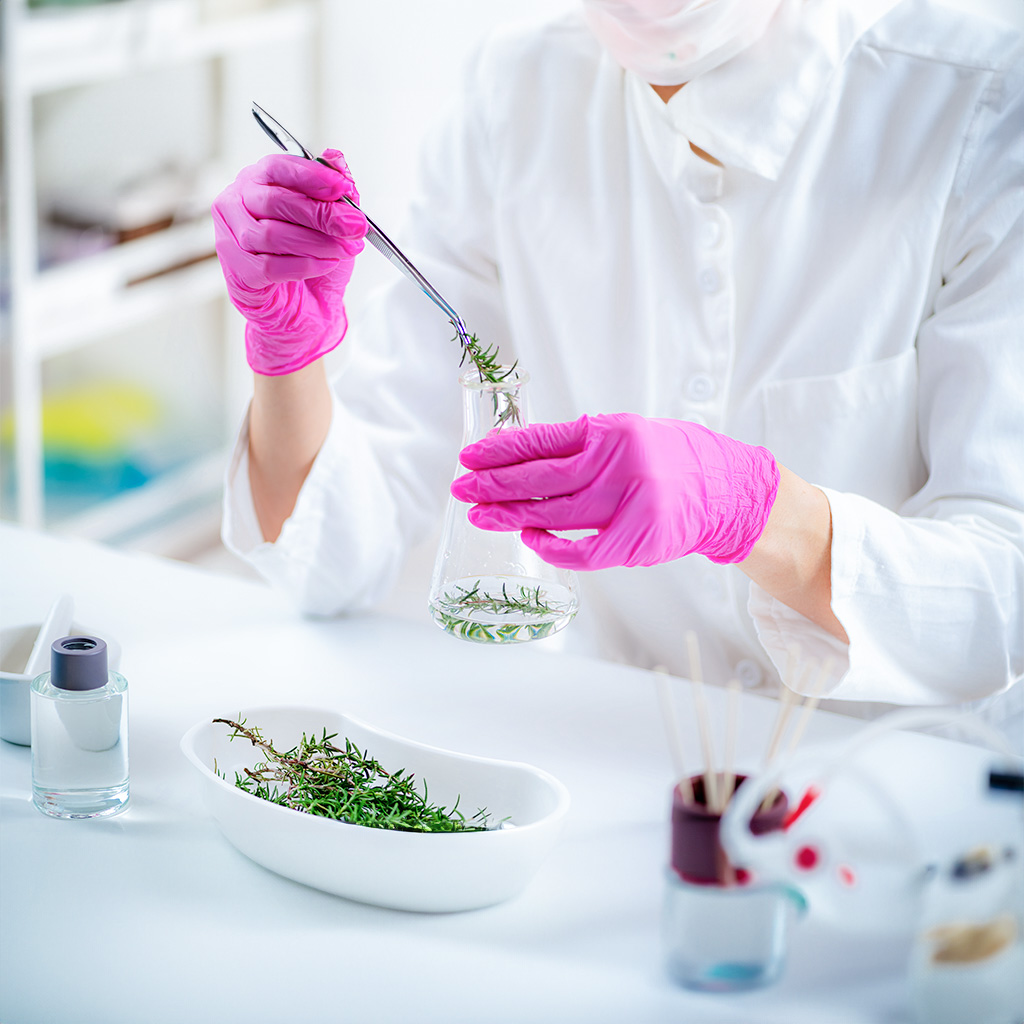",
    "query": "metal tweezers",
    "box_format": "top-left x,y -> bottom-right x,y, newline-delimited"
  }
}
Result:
251,102 -> 469,339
